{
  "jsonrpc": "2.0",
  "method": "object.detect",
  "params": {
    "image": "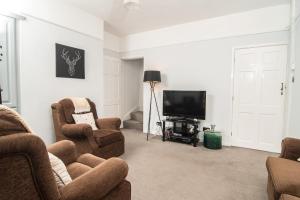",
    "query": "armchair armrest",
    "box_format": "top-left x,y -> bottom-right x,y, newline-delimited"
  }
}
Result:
96,118 -> 121,130
61,158 -> 128,200
0,133 -> 60,199
47,140 -> 77,165
61,124 -> 93,139
280,138 -> 300,161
